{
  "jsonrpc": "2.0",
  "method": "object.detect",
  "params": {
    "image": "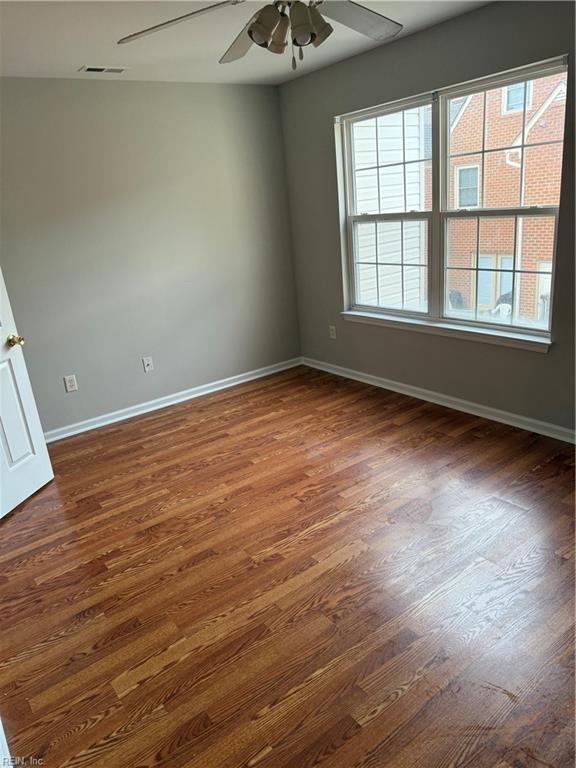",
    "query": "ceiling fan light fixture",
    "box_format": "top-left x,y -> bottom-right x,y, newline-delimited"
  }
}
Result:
309,4 -> 333,47
267,12 -> 290,54
290,1 -> 316,47
248,3 -> 281,48
116,0 -> 403,69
